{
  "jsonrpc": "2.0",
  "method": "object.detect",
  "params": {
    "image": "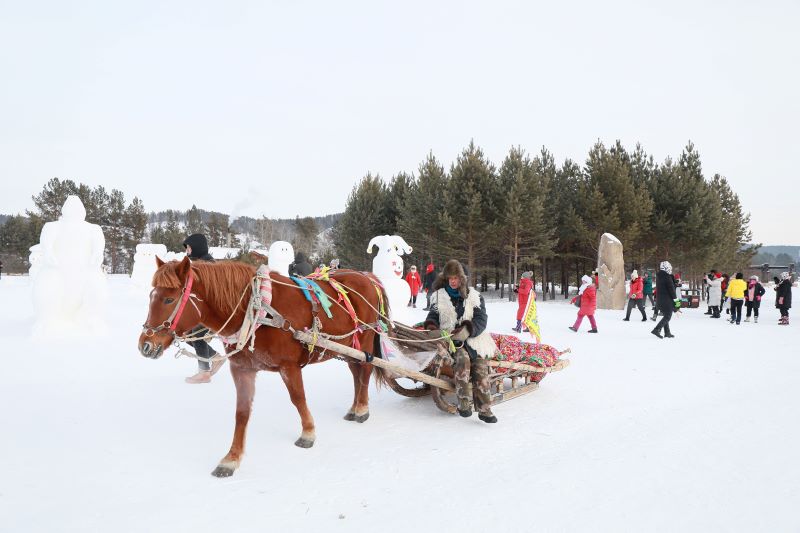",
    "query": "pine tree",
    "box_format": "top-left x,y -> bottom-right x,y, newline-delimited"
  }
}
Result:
293,216 -> 319,257
332,173 -> 393,270
185,205 -> 206,235
397,153 -> 450,266
445,141 -> 498,283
